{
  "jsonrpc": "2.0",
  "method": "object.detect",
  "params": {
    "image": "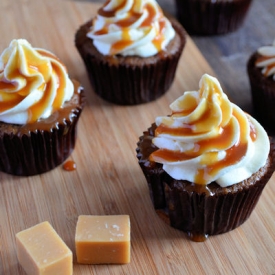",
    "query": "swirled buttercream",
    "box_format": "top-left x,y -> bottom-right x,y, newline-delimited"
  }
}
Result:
87,0 -> 175,57
0,39 -> 74,124
256,40 -> 275,80
149,74 -> 269,187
